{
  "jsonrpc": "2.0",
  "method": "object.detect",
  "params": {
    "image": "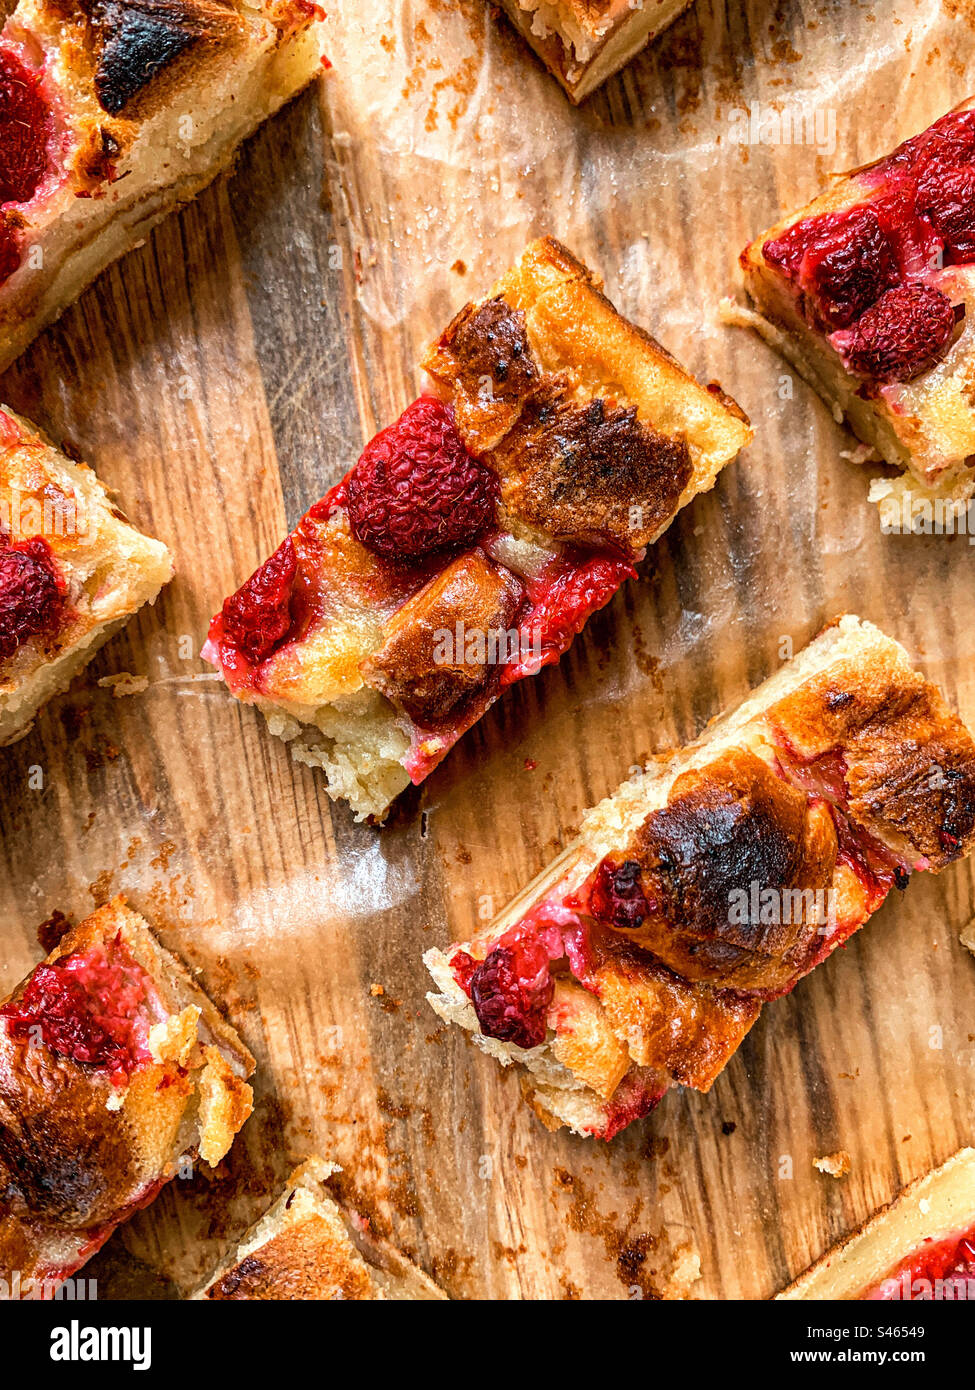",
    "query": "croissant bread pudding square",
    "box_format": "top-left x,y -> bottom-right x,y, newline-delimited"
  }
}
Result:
496,1 -> 695,104
778,1148 -> 975,1301
0,896 -> 254,1293
0,406 -> 173,746
0,0 -> 327,373
195,1157 -> 446,1301
204,236 -> 751,821
737,98 -> 975,516
425,615 -> 975,1140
